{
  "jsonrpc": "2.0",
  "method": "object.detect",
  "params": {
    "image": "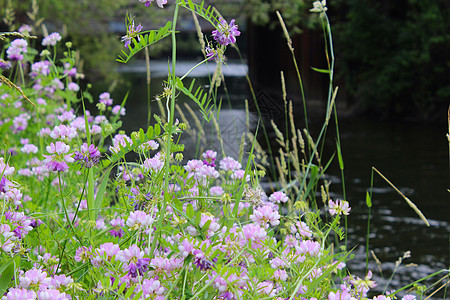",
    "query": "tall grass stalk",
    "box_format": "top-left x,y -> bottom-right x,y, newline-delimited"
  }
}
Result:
373,167 -> 430,227
145,46 -> 152,127
447,106 -> 450,169
366,169 -> 374,272
276,11 -> 309,134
